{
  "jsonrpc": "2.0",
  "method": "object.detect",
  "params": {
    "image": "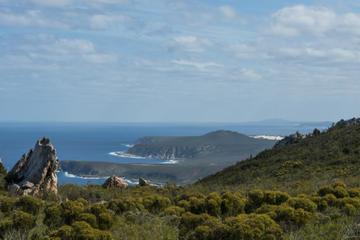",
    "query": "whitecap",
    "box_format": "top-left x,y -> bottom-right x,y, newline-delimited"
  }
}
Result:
160,159 -> 179,164
109,151 -> 146,159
